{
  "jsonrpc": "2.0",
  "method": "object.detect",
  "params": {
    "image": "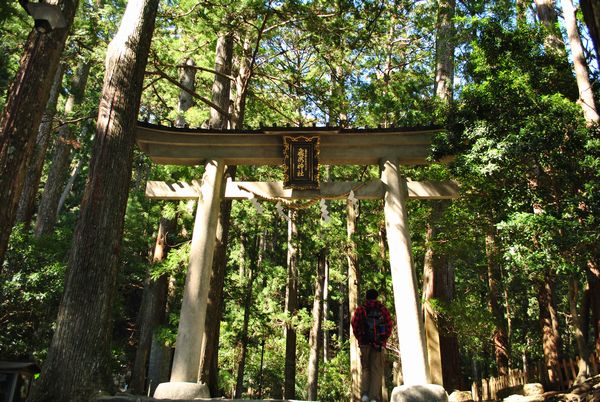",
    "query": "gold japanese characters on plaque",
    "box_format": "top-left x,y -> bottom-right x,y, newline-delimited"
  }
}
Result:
283,136 -> 320,189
